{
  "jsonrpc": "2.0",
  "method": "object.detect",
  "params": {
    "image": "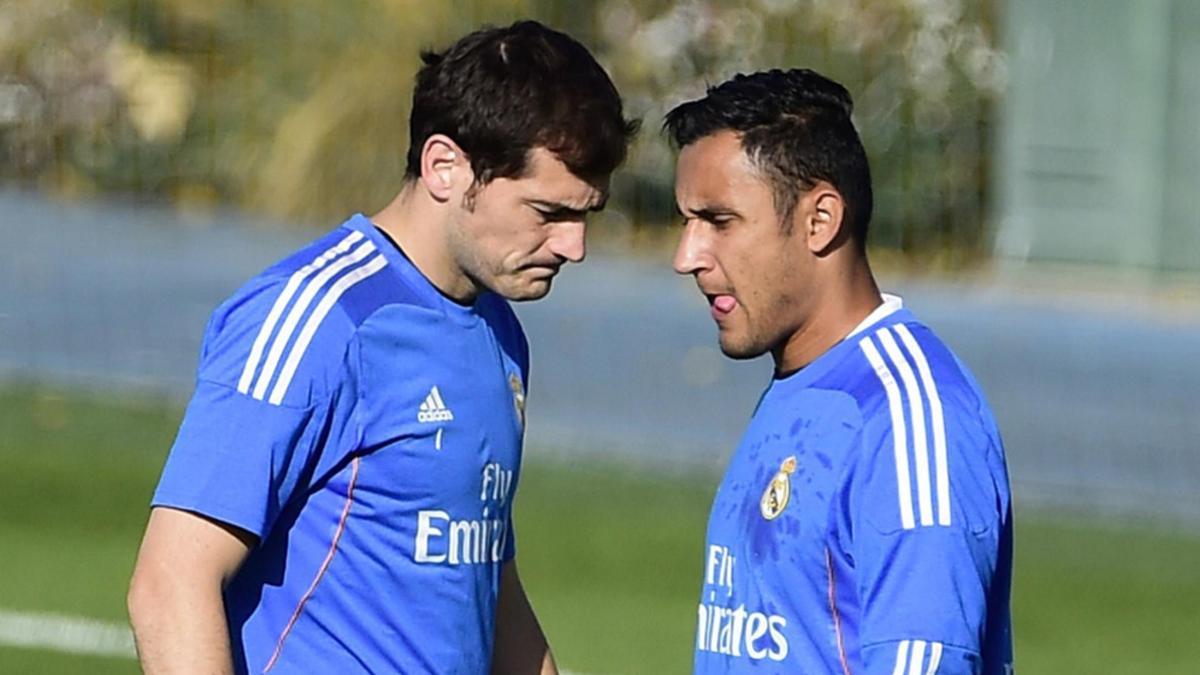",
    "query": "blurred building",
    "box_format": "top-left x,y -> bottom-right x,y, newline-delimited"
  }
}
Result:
994,0 -> 1200,273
